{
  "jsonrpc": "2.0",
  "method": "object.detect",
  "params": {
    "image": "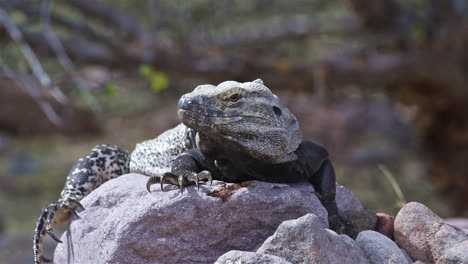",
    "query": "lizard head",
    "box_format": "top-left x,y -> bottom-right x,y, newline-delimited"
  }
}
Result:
178,79 -> 302,163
